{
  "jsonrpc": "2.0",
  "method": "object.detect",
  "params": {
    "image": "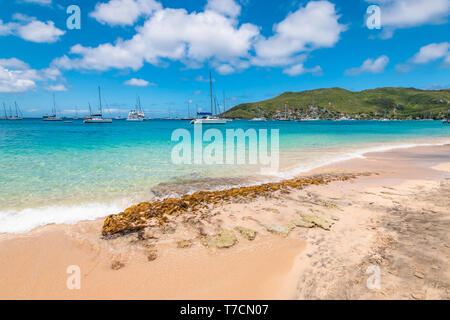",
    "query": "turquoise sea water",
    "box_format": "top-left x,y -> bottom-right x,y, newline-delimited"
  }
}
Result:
0,119 -> 449,233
